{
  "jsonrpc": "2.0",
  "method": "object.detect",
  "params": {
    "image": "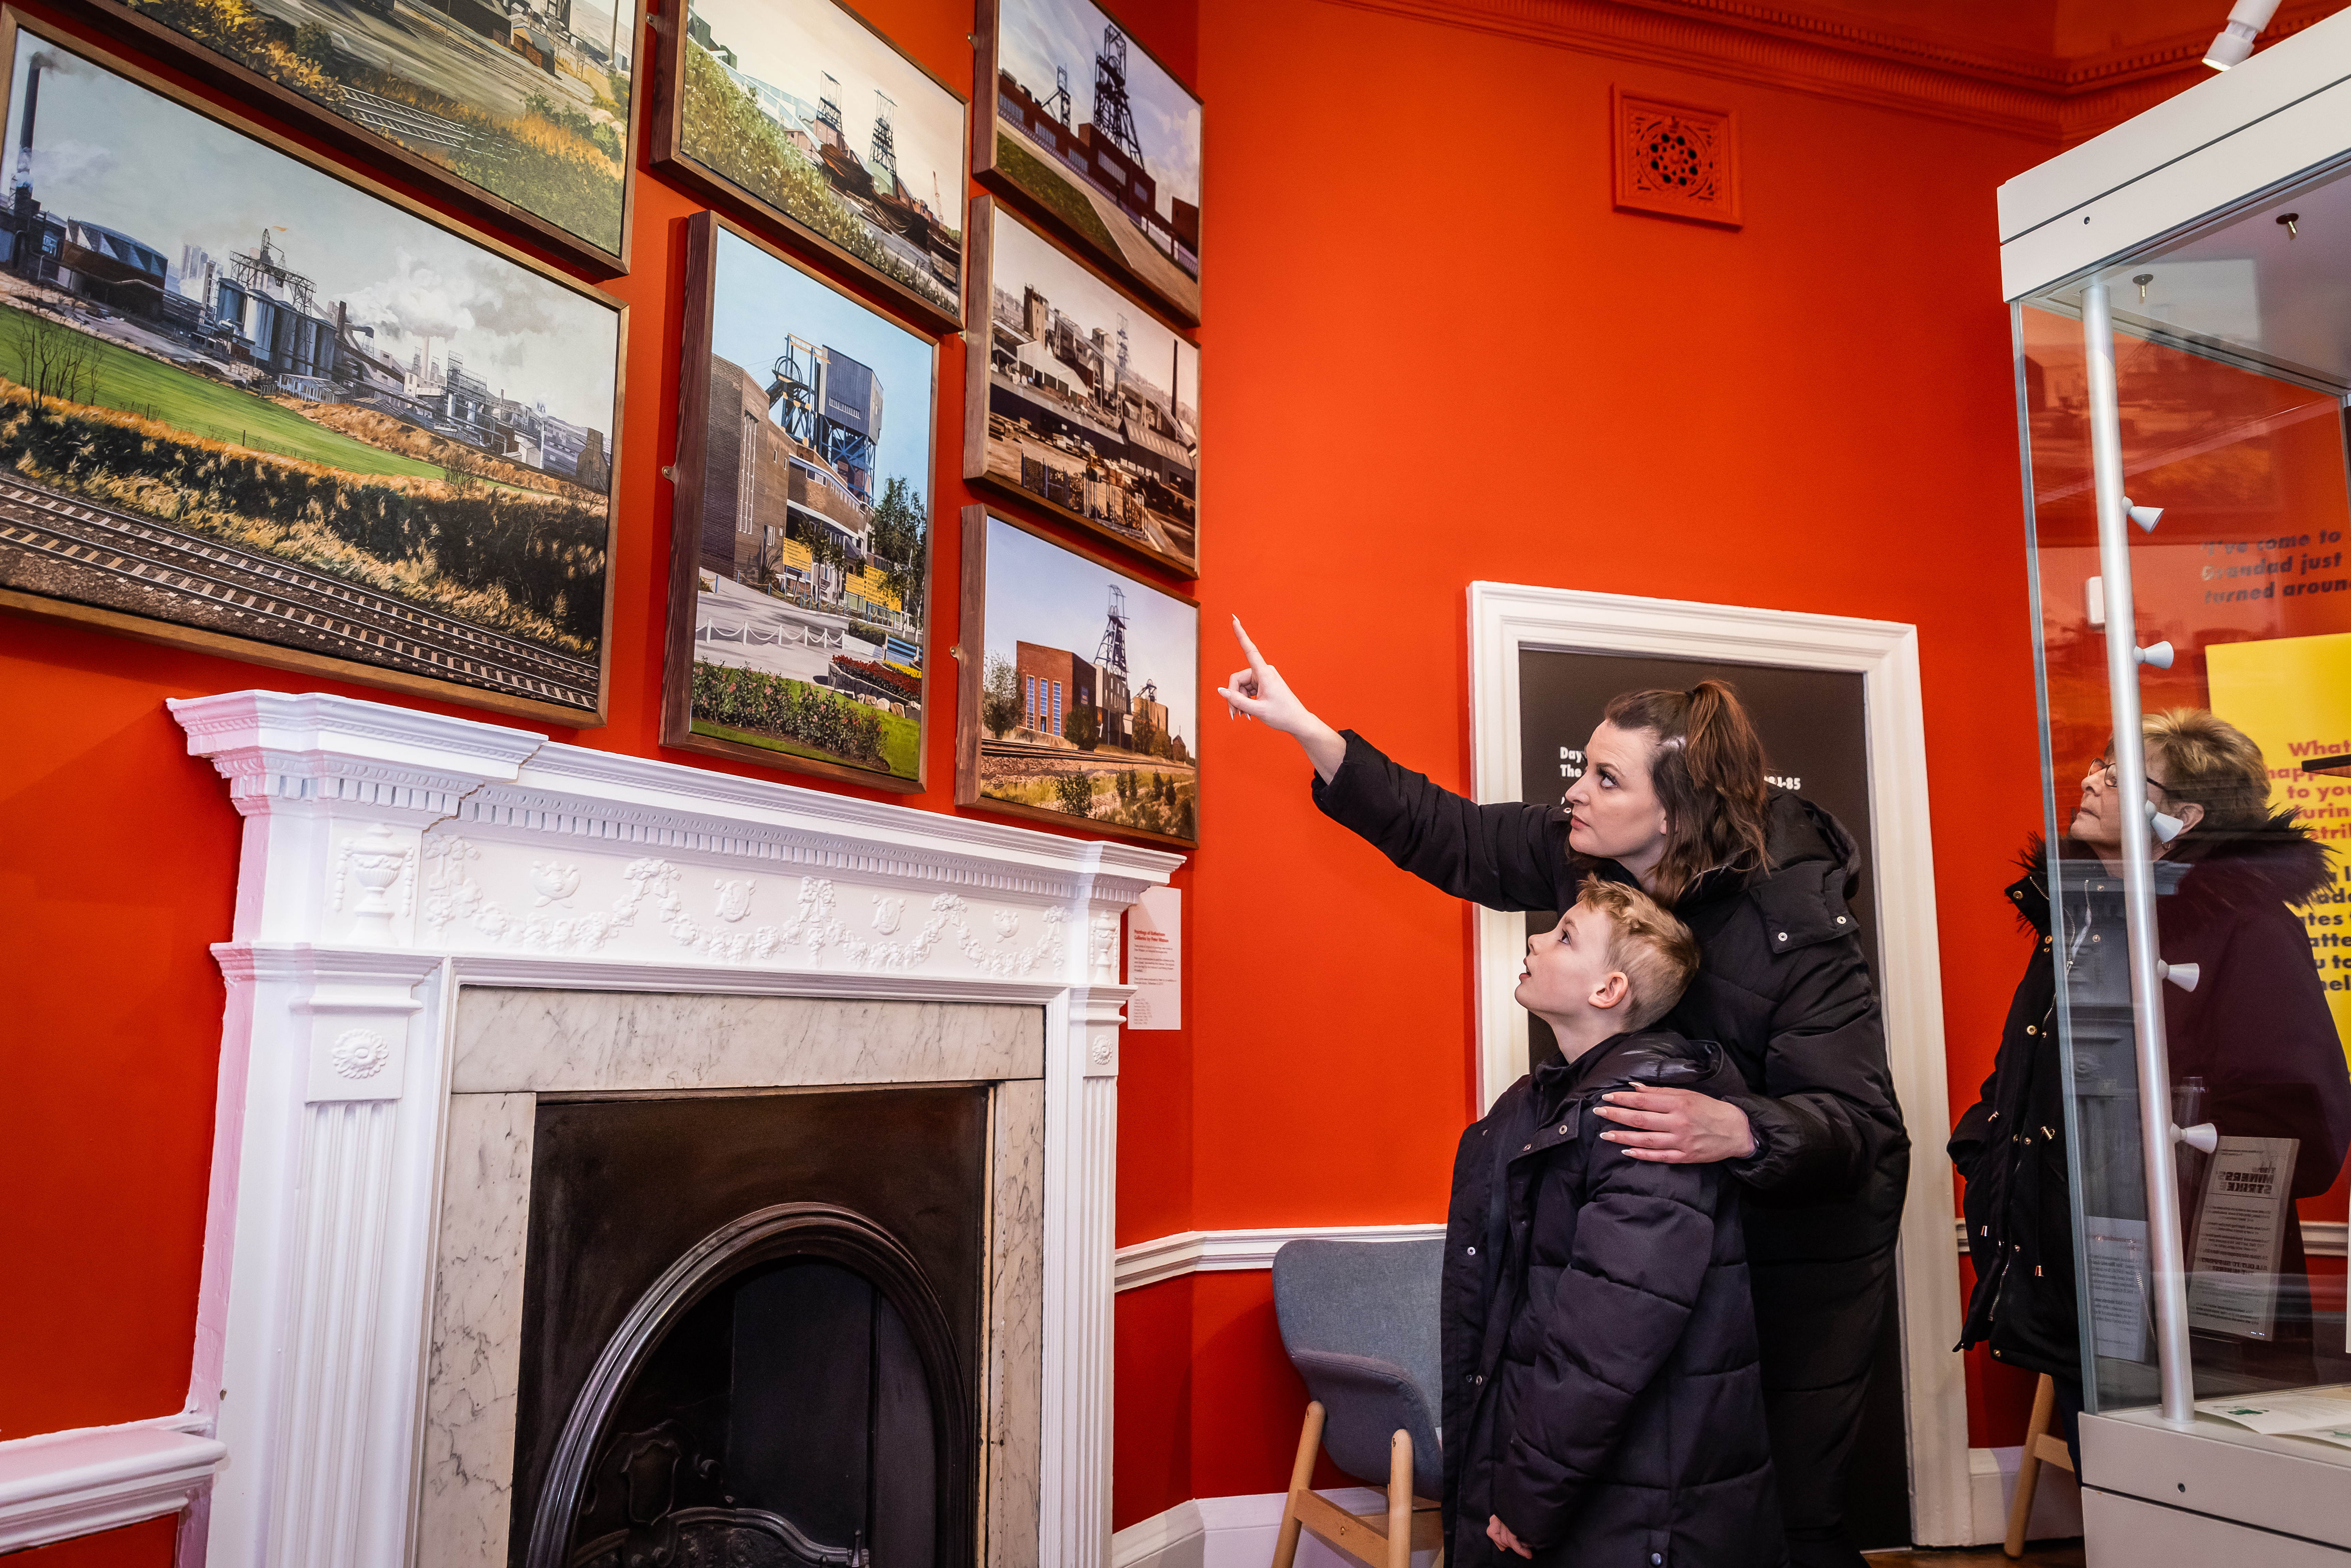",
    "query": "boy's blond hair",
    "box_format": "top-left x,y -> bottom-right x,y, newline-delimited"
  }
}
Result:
1573,875 -> 1701,1032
